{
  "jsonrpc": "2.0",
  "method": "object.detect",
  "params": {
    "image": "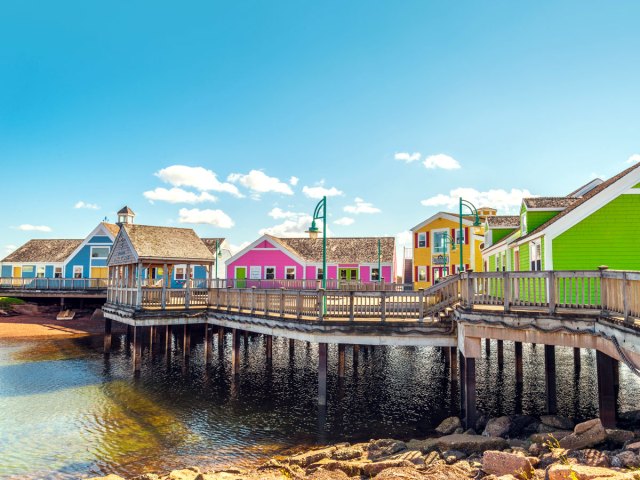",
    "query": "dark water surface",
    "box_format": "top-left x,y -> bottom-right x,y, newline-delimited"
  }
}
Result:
1,330 -> 639,479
